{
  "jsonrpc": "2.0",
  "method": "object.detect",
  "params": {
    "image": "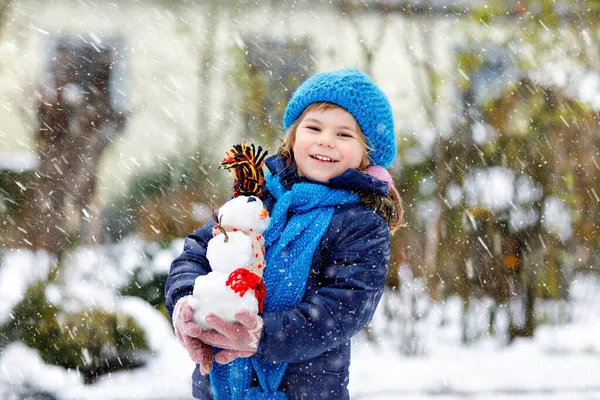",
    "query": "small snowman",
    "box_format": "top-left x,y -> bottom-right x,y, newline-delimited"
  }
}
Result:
189,143 -> 270,329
